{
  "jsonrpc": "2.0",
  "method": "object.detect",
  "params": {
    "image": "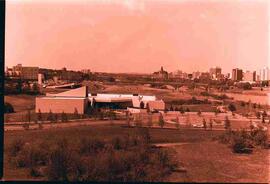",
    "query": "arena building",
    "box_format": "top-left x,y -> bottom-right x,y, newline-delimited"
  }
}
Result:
35,86 -> 165,114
